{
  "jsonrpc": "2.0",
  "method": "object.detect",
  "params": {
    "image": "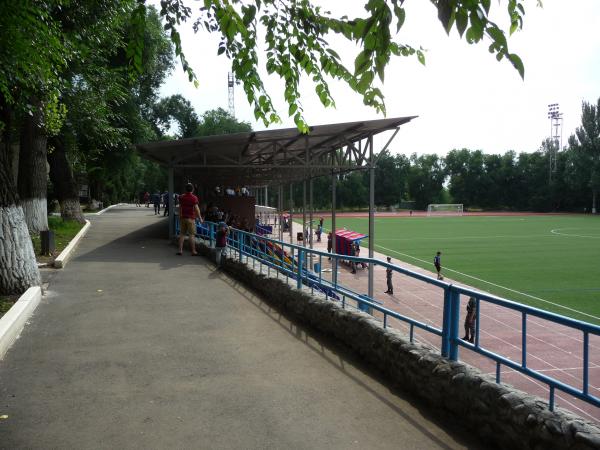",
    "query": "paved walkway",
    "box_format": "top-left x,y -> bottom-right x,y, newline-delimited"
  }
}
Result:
0,206 -> 479,449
